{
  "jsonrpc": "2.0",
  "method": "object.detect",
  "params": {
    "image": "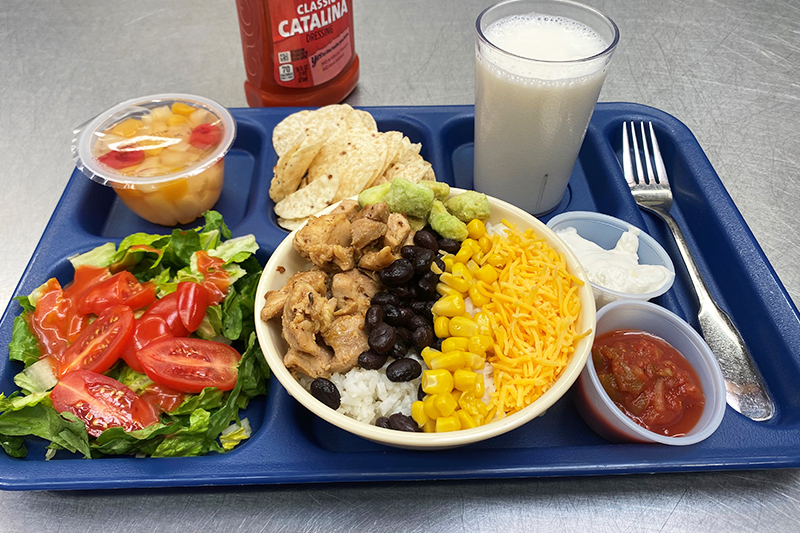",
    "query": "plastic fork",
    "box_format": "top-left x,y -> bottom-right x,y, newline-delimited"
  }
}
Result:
622,121 -> 775,422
